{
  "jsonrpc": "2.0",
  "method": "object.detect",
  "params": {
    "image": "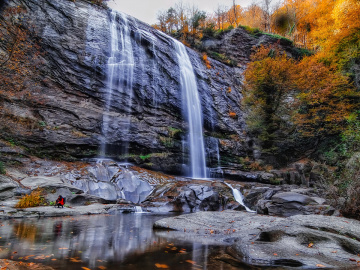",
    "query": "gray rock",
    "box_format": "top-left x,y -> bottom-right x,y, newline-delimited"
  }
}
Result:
0,175 -> 19,200
21,176 -> 63,189
0,0 -> 252,174
271,192 -> 316,205
153,210 -> 360,269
